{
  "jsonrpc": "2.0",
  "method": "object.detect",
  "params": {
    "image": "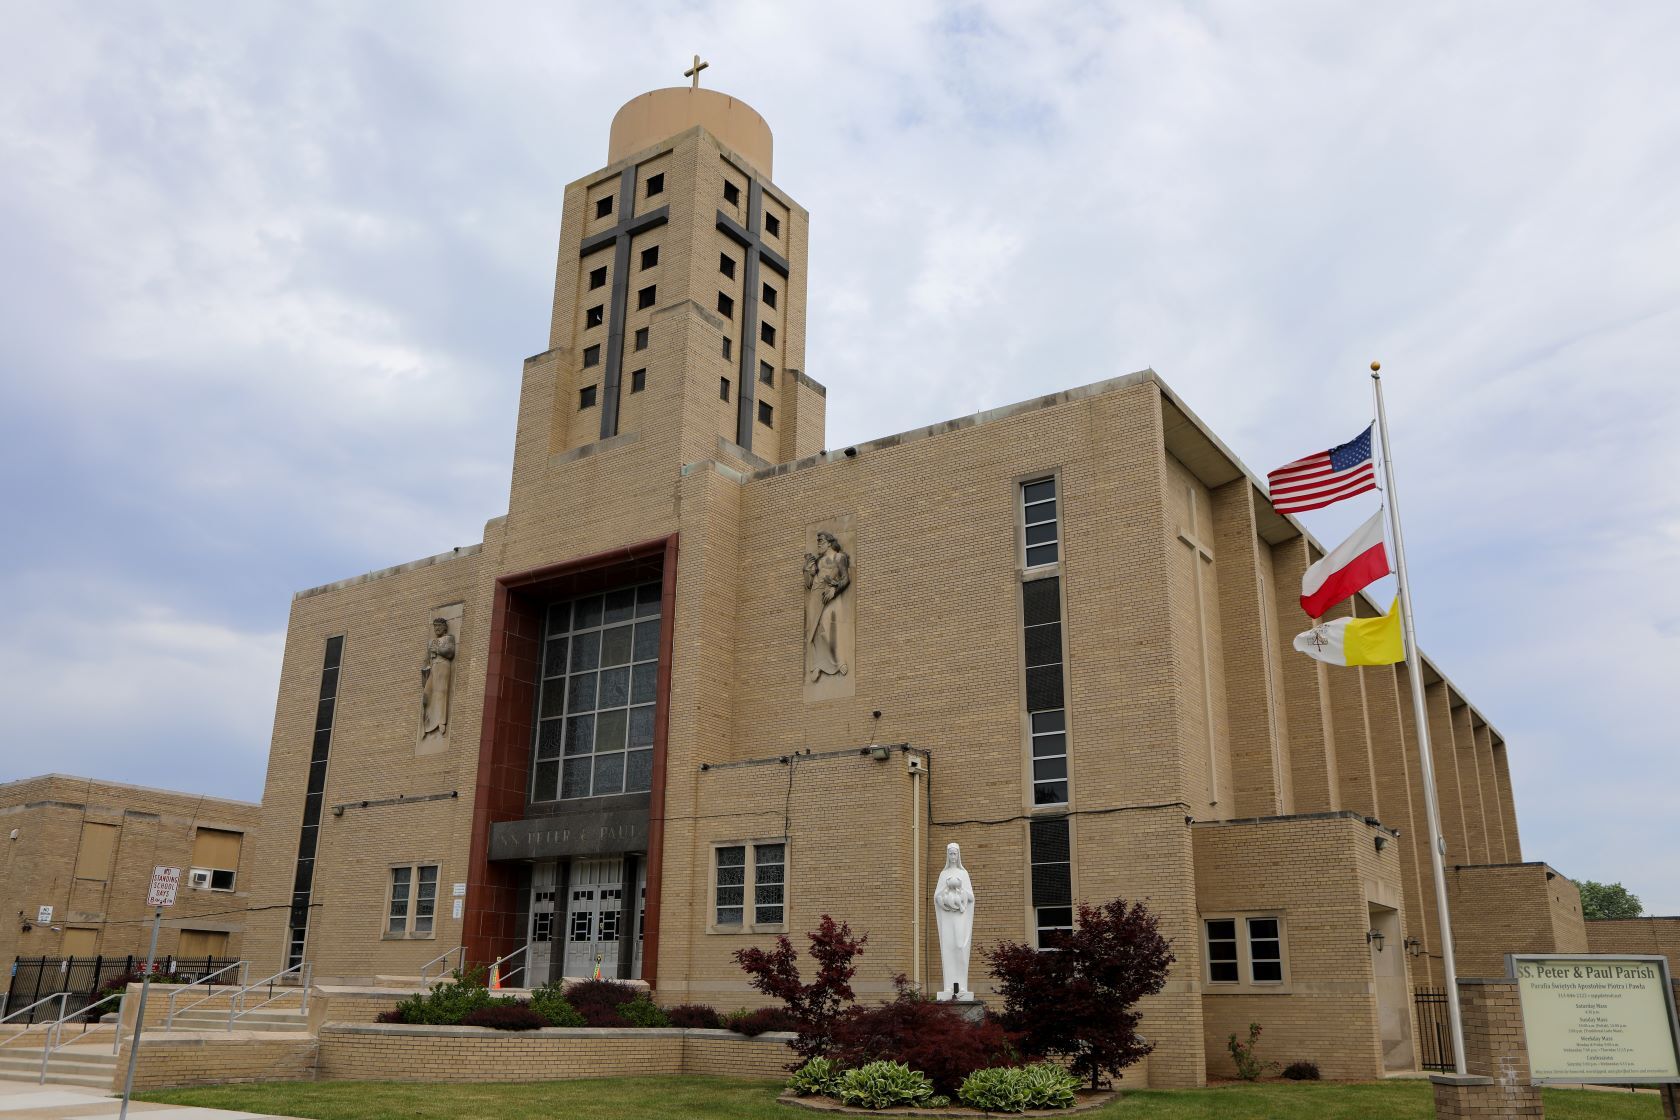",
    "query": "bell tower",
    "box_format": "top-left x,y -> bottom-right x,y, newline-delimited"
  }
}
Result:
525,68 -> 823,475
